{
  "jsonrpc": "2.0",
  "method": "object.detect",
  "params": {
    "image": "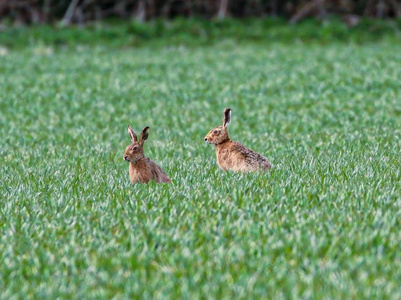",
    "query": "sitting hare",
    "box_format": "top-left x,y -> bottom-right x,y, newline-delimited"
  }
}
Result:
124,126 -> 171,184
204,108 -> 272,172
